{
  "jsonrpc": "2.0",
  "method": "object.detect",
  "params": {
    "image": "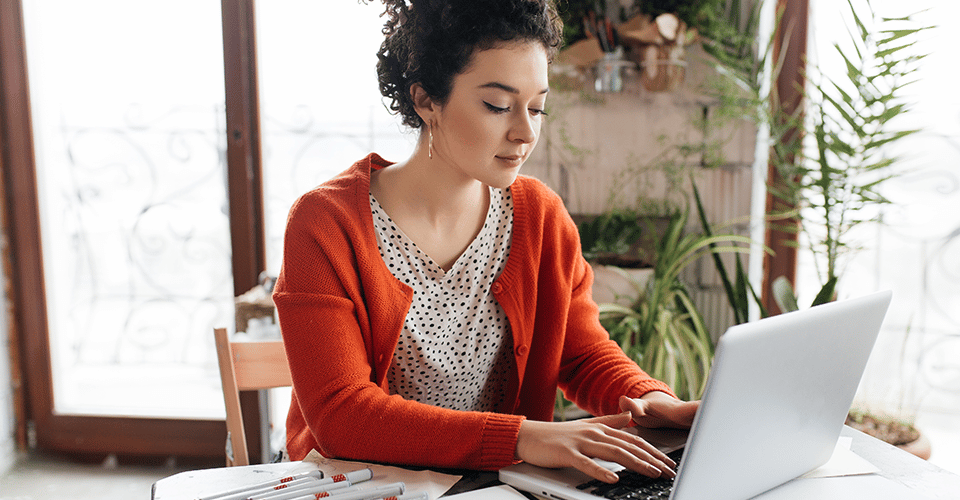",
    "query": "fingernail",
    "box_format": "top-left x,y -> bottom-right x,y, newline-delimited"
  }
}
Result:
662,465 -> 676,479
605,470 -> 619,483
